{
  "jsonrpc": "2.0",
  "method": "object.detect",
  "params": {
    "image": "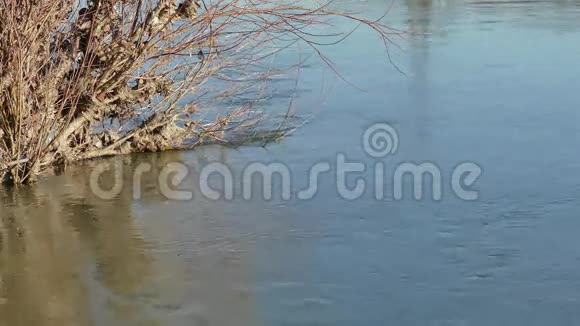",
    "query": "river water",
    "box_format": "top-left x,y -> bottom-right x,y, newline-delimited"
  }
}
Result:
2,1 -> 580,325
